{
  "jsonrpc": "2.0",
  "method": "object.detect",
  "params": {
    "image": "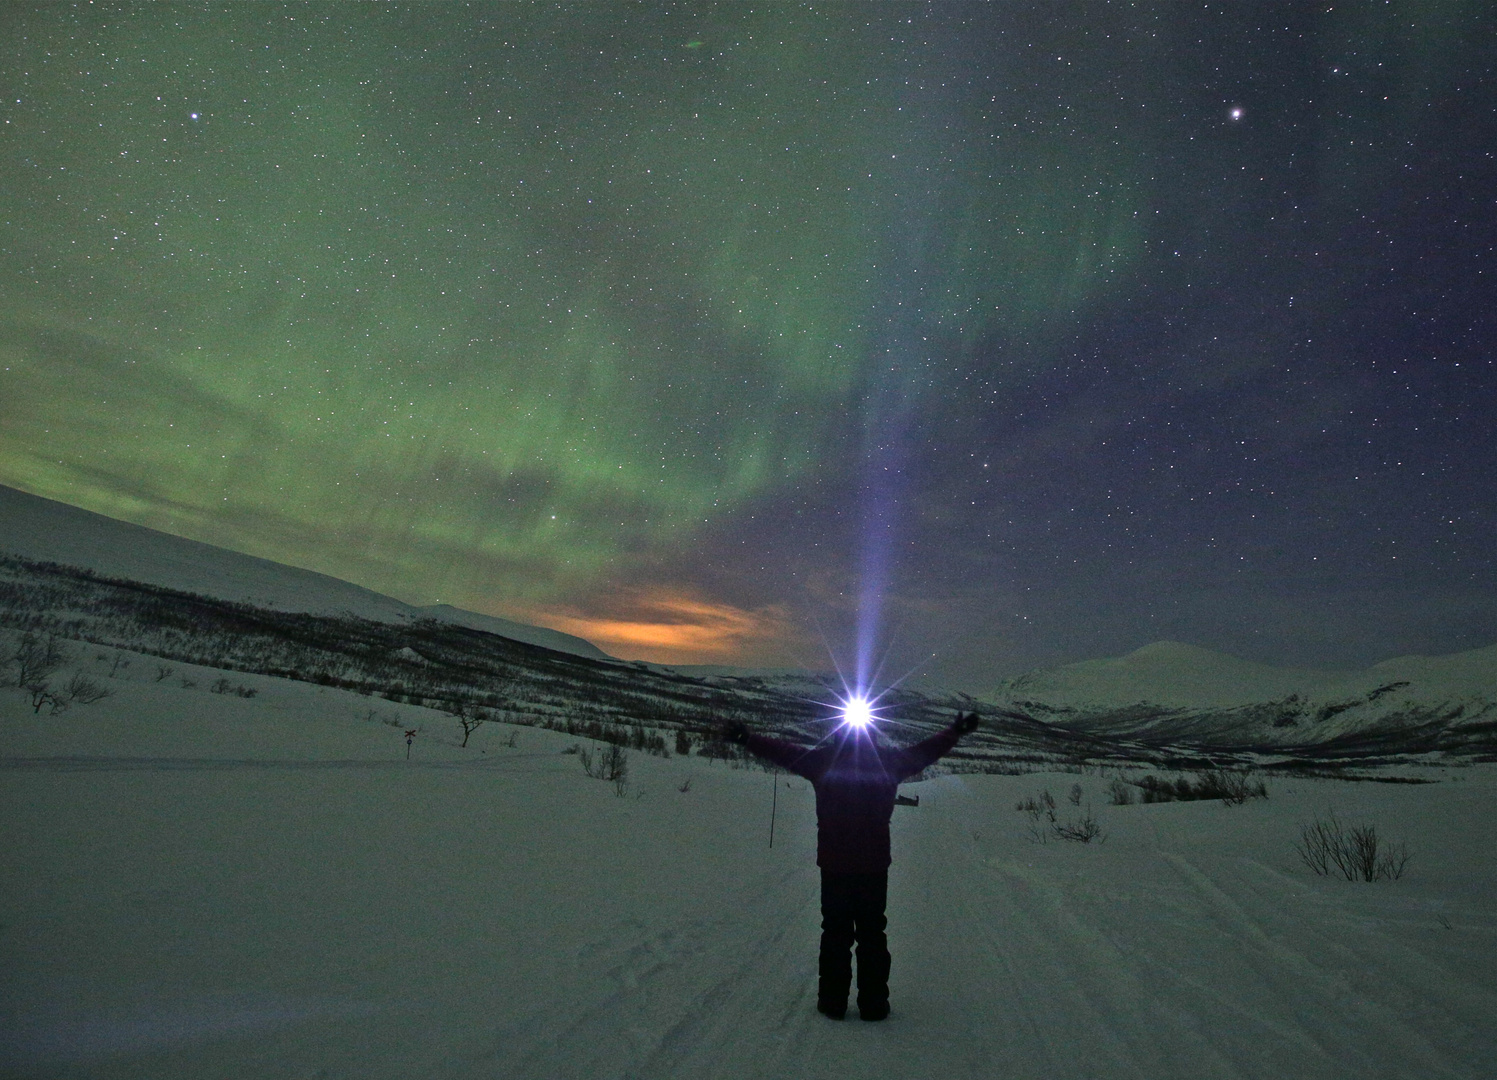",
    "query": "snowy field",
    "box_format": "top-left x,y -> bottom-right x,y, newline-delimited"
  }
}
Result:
3,655 -> 1495,1080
